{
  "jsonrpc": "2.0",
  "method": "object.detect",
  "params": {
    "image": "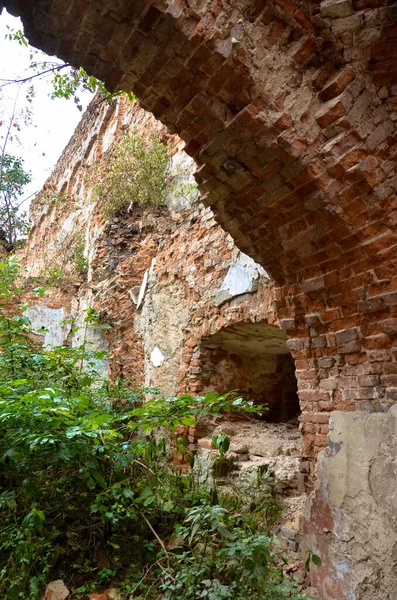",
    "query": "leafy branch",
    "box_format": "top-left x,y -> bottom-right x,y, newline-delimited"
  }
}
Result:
4,27 -> 137,110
